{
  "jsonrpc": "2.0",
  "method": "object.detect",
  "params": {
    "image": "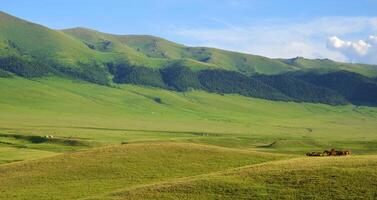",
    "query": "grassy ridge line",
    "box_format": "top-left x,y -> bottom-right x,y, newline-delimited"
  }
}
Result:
0,12 -> 99,64
1,142 -> 291,167
60,27 -> 170,68
63,27 -> 377,76
2,11 -> 377,79
83,155 -> 298,200
280,57 -> 377,77
62,28 -> 295,74
0,142 -> 290,200
100,155 -> 377,200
